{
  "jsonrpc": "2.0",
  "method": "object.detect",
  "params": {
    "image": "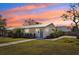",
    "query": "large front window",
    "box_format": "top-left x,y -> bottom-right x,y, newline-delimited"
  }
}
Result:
36,28 -> 40,32
45,28 -> 49,32
25,29 -> 29,33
